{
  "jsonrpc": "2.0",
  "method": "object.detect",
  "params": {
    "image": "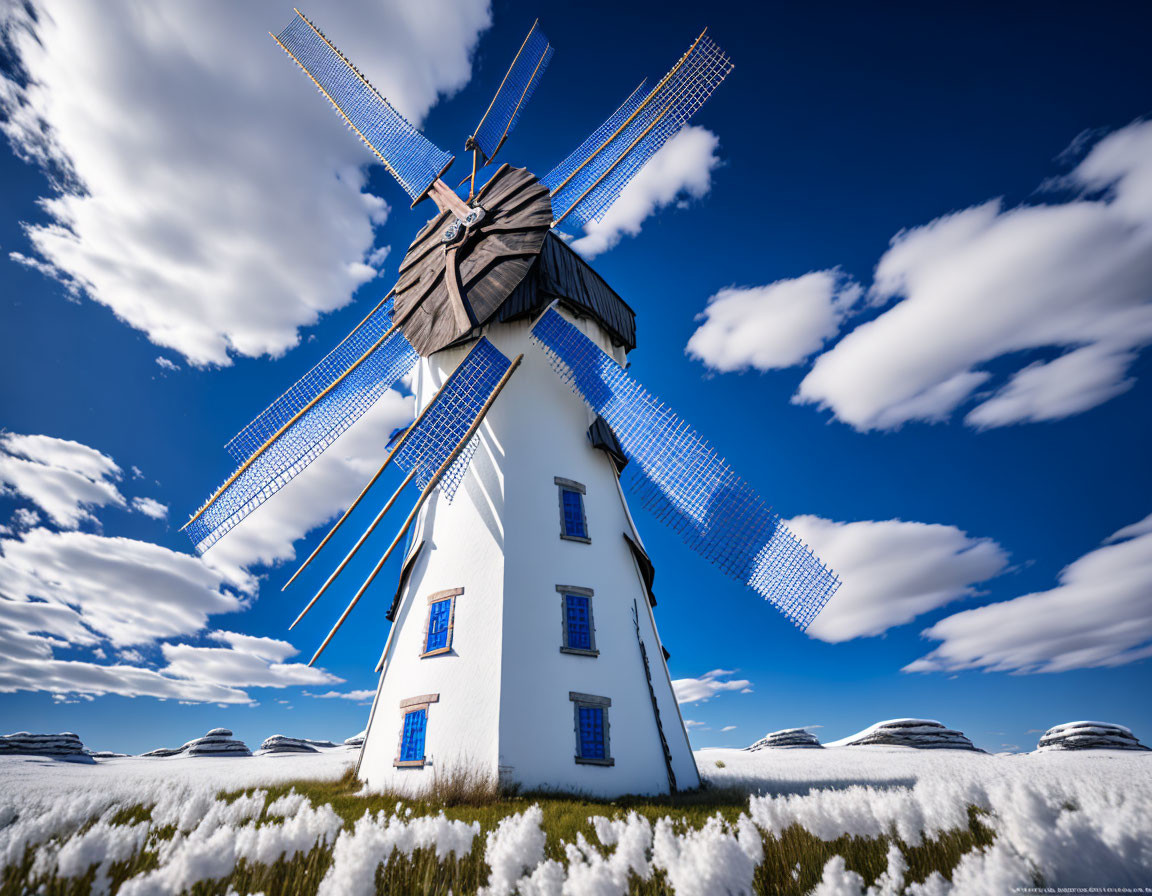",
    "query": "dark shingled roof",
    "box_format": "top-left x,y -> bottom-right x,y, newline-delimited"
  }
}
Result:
491,232 -> 637,352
